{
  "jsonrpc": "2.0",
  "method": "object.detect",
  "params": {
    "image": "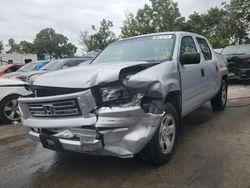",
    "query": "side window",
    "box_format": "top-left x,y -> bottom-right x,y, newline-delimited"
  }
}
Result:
5,67 -> 14,73
196,38 -> 212,60
180,36 -> 197,55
